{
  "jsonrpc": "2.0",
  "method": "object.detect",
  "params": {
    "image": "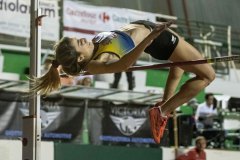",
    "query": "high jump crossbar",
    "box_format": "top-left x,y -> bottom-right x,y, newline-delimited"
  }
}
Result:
59,55 -> 240,77
126,55 -> 240,72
